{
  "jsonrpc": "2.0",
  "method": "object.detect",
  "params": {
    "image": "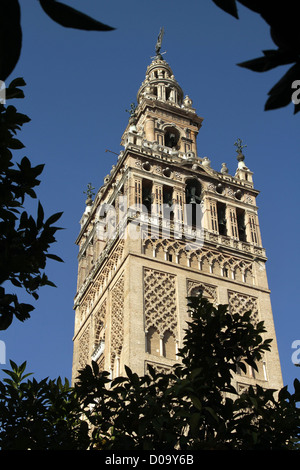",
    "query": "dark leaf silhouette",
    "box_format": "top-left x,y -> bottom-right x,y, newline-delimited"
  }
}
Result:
256,3 -> 300,54
265,62 -> 300,112
0,79 -> 63,330
0,1 -> 115,81
211,0 -> 238,18
238,49 -> 297,73
39,0 -> 115,31
0,0 -> 22,81
237,1 -> 262,14
212,0 -> 300,112
294,102 -> 300,115
0,295 -> 299,449
214,0 -> 262,17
